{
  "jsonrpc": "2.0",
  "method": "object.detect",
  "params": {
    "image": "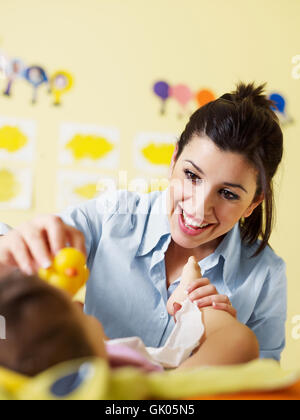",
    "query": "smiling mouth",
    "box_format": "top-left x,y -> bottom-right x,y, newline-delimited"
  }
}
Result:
182,210 -> 212,229
178,208 -> 215,234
